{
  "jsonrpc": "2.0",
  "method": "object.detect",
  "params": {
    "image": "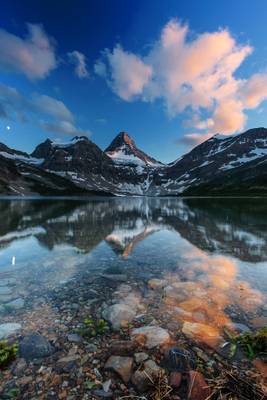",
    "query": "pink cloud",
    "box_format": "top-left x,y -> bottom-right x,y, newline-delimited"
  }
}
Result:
241,73 -> 267,108
97,19 -> 267,143
0,23 -> 57,79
